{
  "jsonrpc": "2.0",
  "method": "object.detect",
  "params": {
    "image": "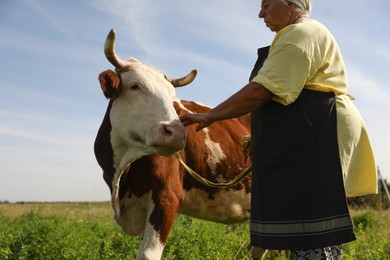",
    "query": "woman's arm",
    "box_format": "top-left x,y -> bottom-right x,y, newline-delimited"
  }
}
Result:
179,82 -> 273,131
